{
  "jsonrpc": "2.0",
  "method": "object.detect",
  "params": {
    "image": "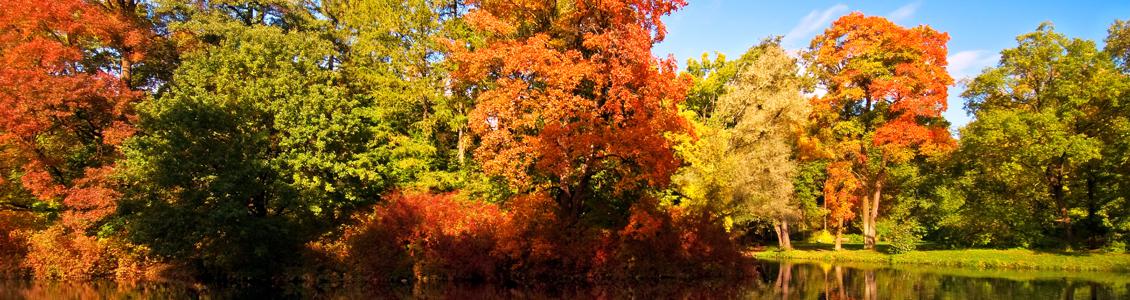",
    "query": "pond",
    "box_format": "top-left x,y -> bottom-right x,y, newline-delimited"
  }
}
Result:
1,260 -> 1127,299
